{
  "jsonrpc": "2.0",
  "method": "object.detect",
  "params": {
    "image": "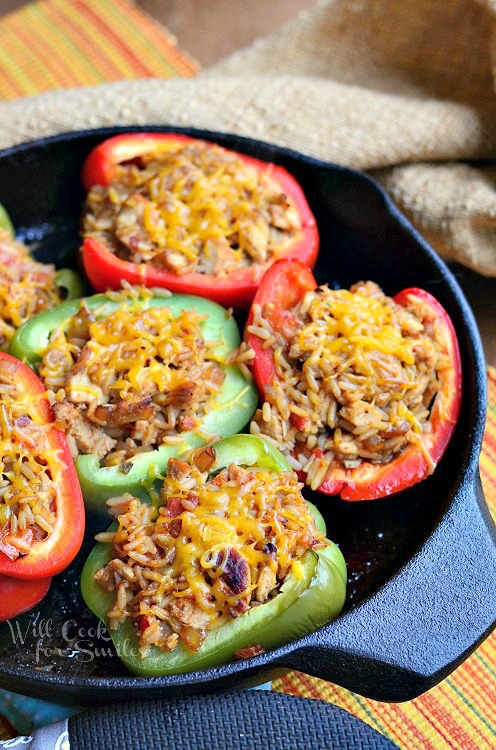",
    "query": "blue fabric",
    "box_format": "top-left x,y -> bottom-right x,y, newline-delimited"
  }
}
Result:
0,690 -> 77,735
